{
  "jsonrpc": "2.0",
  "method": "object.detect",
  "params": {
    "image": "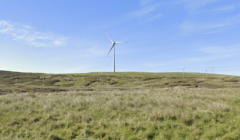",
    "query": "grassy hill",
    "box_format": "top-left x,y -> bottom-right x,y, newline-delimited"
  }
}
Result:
1,70 -> 240,139
0,70 -> 239,95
